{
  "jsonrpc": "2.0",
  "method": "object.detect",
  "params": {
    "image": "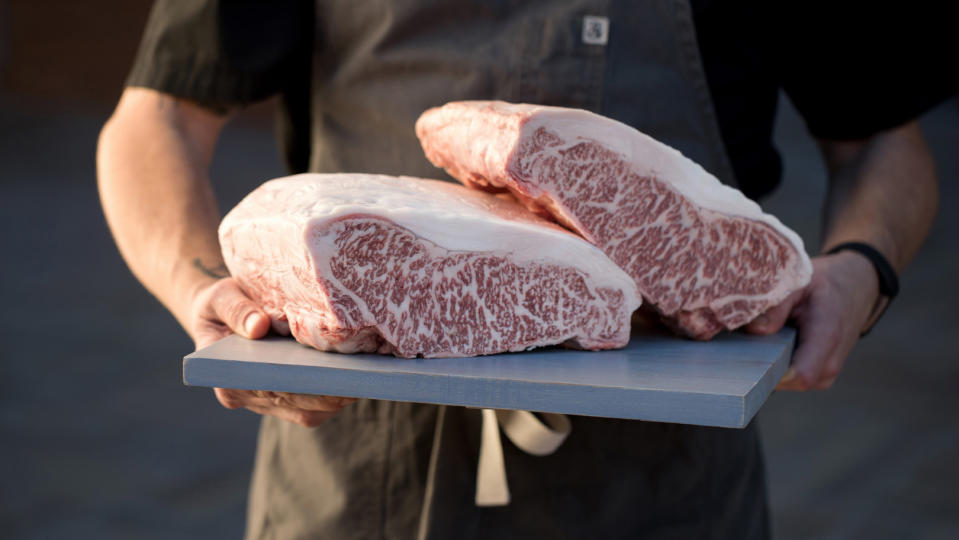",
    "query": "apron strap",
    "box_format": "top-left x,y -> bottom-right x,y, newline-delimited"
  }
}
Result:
475,409 -> 572,506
